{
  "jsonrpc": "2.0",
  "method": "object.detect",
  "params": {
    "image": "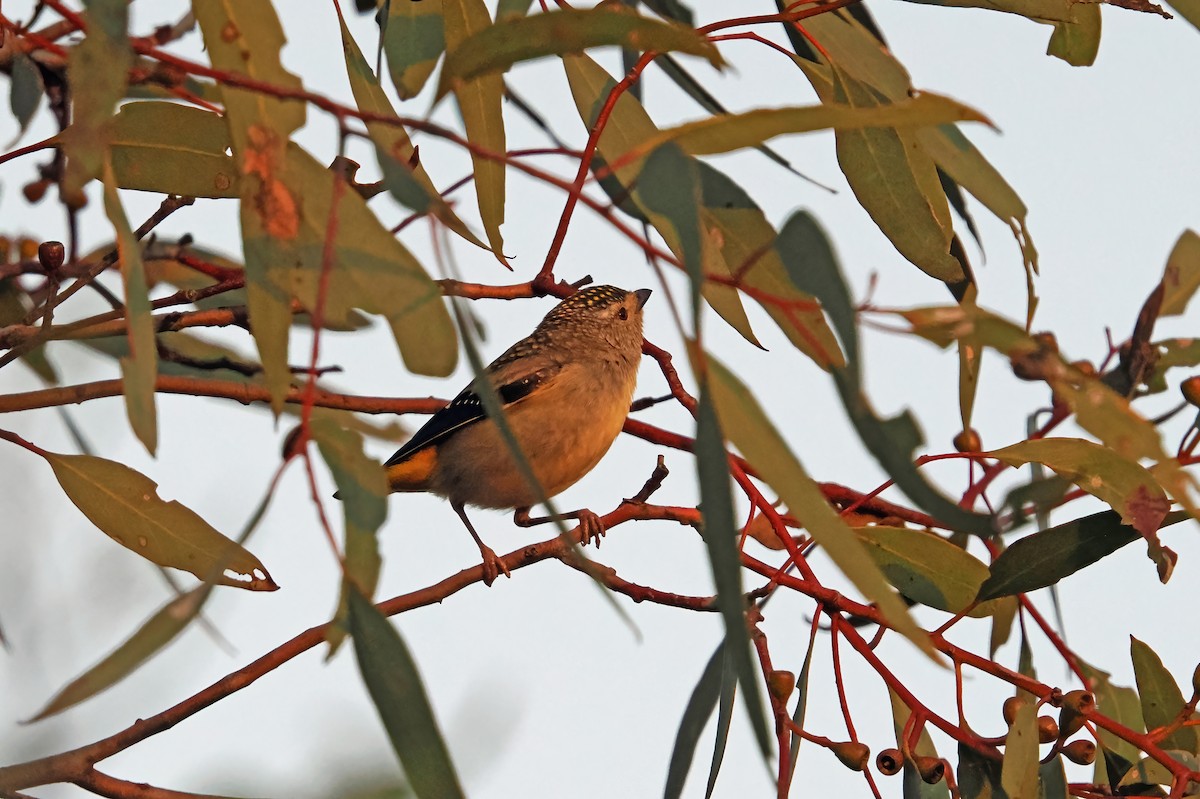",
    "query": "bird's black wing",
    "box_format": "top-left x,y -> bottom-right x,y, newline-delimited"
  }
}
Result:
383,367 -> 556,467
